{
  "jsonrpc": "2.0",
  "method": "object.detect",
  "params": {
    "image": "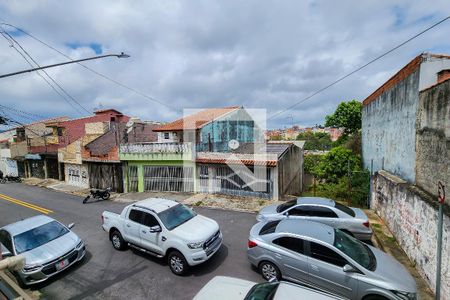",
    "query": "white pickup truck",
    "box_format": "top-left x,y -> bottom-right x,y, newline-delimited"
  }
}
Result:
102,198 -> 222,275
